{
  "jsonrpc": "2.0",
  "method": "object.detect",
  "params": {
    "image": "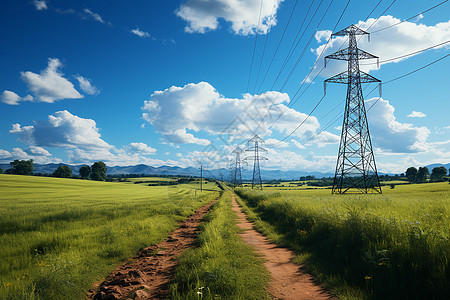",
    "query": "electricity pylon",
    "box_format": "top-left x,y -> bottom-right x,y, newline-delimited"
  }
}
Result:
231,147 -> 244,187
245,135 -> 268,190
324,24 -> 382,194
